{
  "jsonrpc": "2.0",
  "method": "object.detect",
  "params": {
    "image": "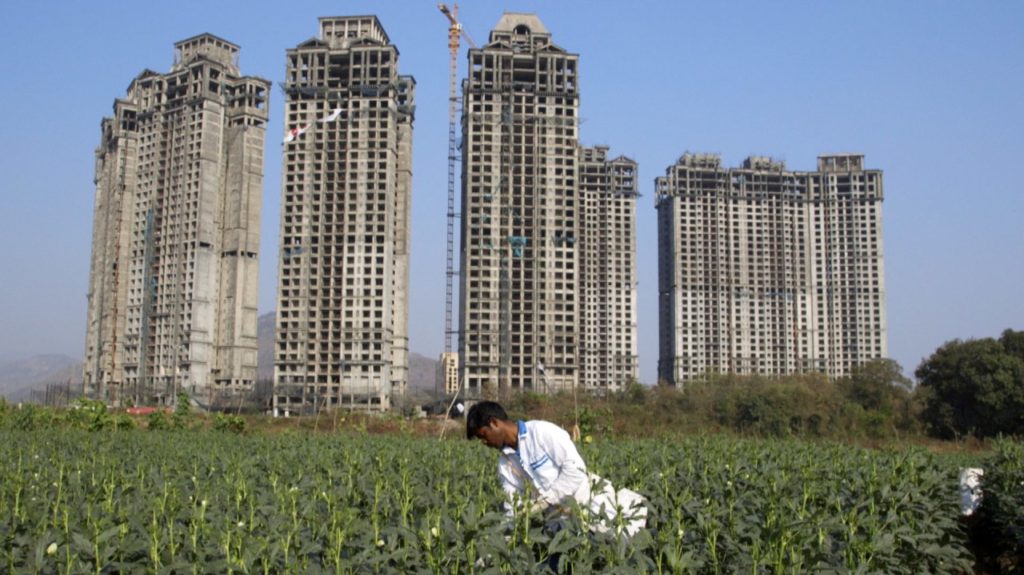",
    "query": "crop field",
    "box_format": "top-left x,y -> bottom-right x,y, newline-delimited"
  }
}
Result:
0,430 -> 974,574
